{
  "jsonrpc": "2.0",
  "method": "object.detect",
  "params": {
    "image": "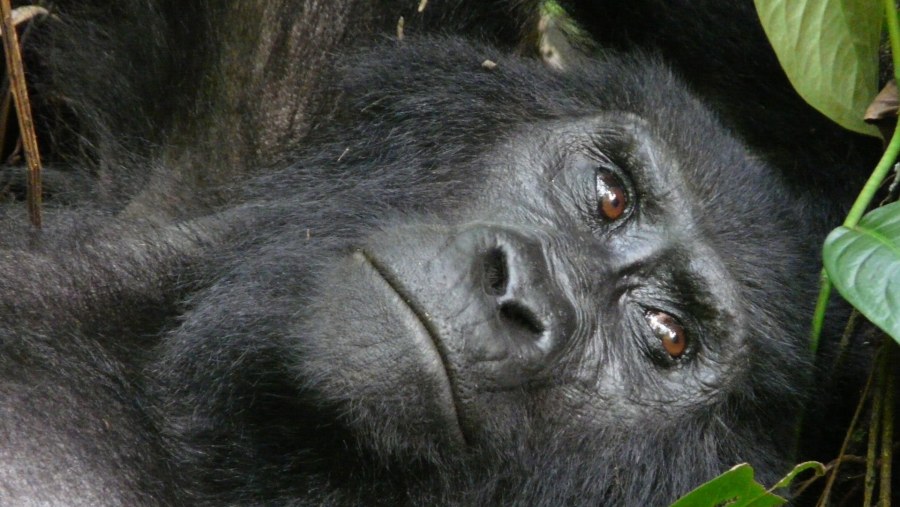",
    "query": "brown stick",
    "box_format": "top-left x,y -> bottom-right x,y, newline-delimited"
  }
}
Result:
0,0 -> 41,228
880,343 -> 895,507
